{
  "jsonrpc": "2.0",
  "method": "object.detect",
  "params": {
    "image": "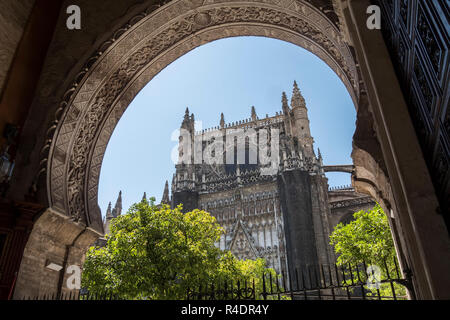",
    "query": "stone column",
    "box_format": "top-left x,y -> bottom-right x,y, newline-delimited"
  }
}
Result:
309,175 -> 335,269
277,170 -> 320,288
13,208 -> 101,299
